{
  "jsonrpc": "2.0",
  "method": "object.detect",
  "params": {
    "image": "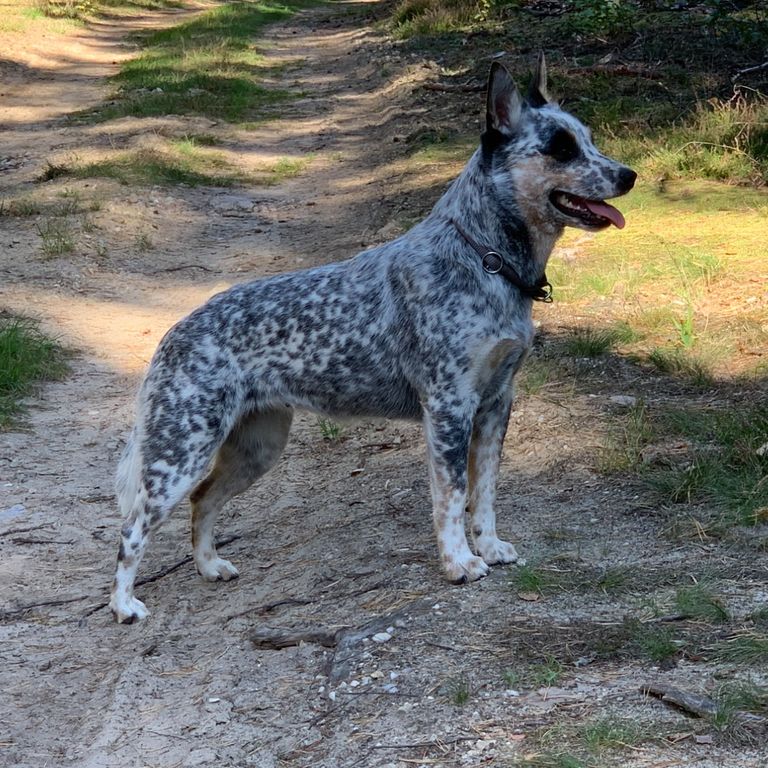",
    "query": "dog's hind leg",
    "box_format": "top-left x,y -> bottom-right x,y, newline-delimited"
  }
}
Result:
109,405 -> 237,623
190,405 -> 293,582
109,438 -> 213,623
423,402 -> 490,584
